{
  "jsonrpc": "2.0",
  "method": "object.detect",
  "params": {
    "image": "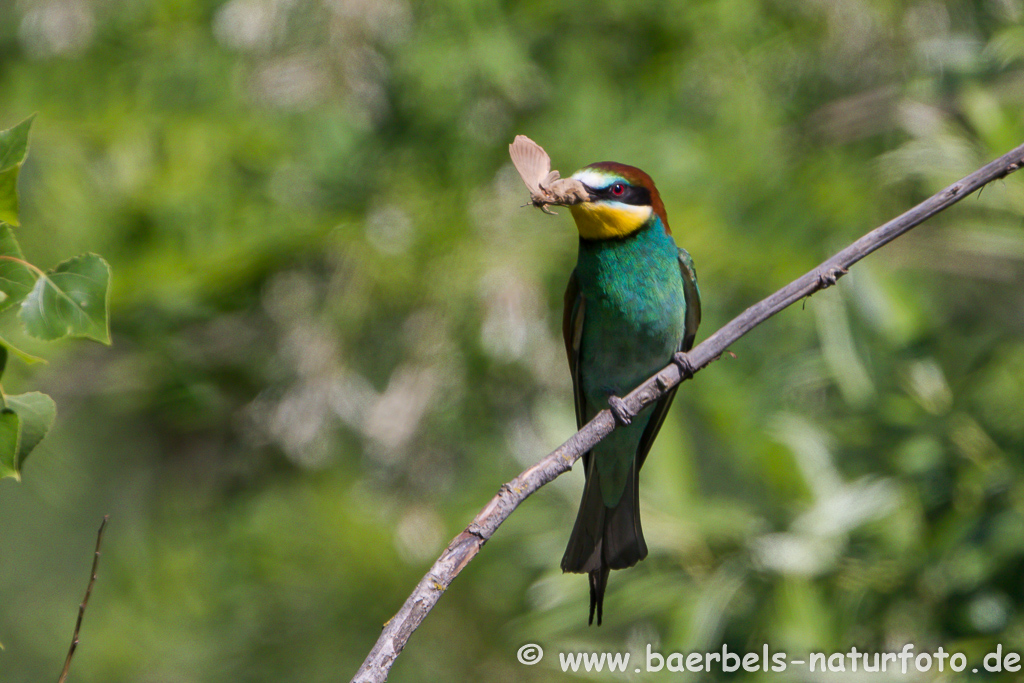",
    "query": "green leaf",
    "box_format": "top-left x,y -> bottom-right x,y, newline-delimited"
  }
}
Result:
0,224 -> 36,312
0,392 -> 56,480
0,409 -> 21,480
0,333 -> 45,365
0,115 -> 35,227
0,115 -> 34,173
20,254 -> 112,344
8,392 -> 56,462
0,169 -> 20,227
